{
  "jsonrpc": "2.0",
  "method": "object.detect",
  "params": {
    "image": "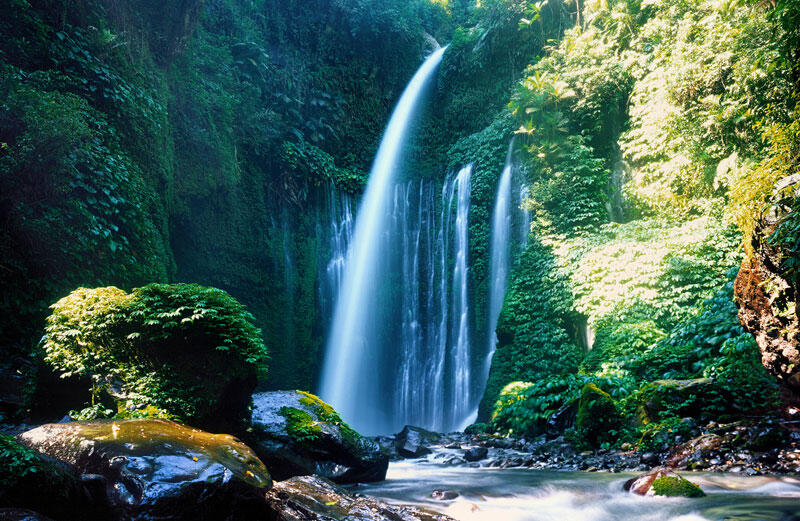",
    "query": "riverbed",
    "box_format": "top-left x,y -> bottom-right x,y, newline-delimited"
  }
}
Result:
356,459 -> 800,521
